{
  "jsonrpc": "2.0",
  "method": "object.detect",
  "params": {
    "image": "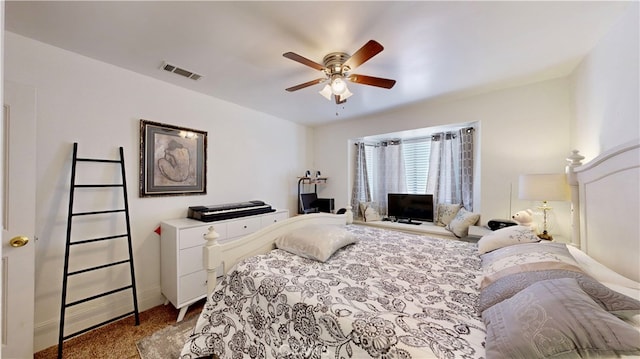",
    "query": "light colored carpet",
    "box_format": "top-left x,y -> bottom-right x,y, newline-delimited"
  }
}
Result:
136,315 -> 197,359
